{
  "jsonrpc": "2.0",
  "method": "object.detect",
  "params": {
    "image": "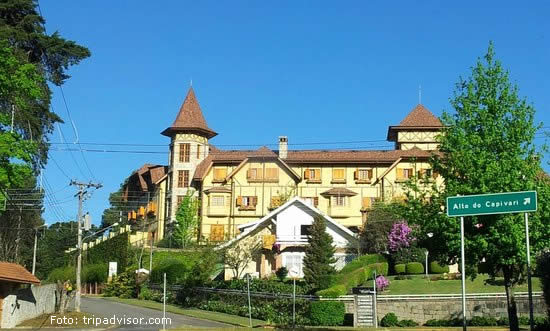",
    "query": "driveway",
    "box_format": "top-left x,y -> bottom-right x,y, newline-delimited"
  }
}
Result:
80,296 -> 230,330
